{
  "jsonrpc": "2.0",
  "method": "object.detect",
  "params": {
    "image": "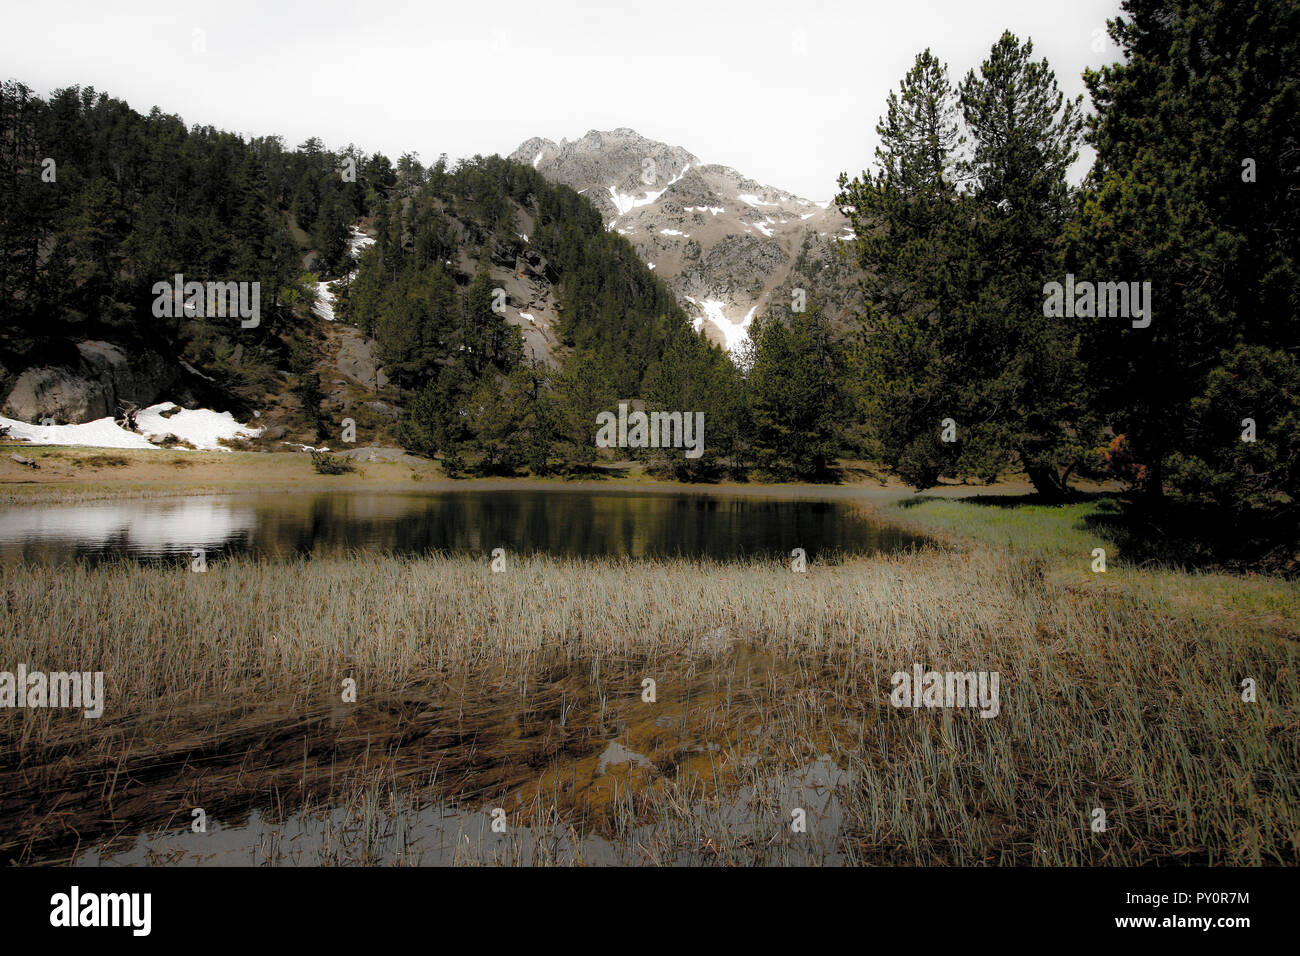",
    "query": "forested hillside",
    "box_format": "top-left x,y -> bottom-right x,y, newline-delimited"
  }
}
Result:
338,153 -> 744,476
0,80 -> 747,476
0,79 -> 390,426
